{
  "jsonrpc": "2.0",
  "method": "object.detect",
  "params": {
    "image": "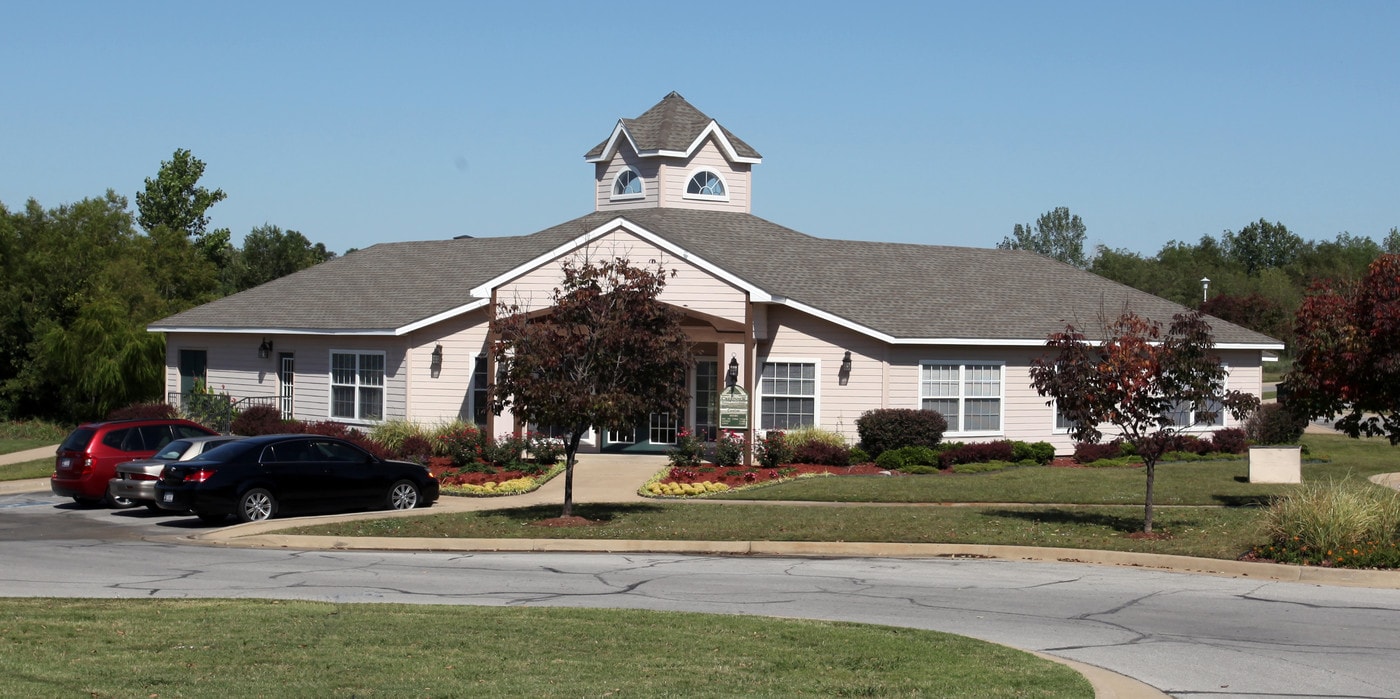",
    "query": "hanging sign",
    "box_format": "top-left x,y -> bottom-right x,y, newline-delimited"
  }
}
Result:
718,386 -> 749,429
